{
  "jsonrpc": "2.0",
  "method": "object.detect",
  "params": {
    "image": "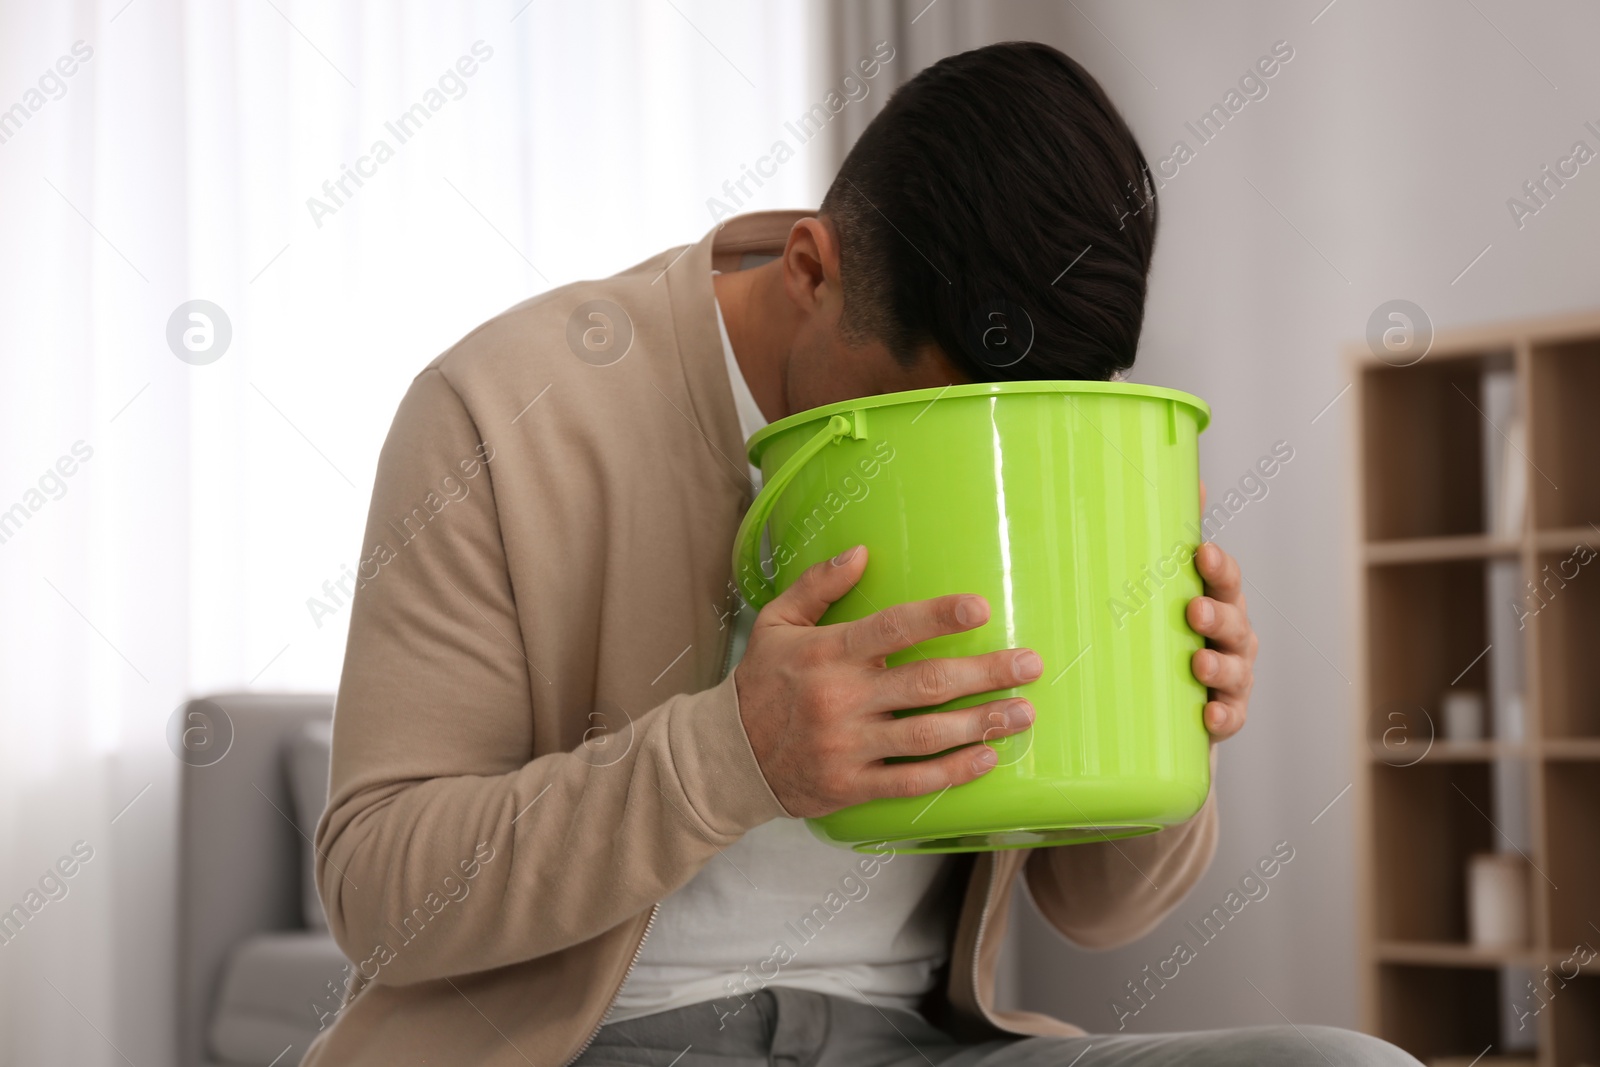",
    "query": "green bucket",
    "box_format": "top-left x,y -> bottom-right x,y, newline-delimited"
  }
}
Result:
732,381 -> 1212,853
